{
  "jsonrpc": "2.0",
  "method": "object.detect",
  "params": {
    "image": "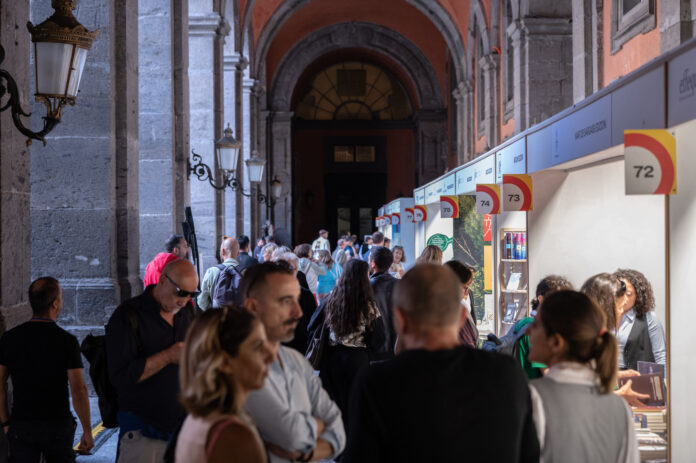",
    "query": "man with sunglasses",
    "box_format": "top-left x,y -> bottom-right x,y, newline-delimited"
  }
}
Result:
106,259 -> 199,463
